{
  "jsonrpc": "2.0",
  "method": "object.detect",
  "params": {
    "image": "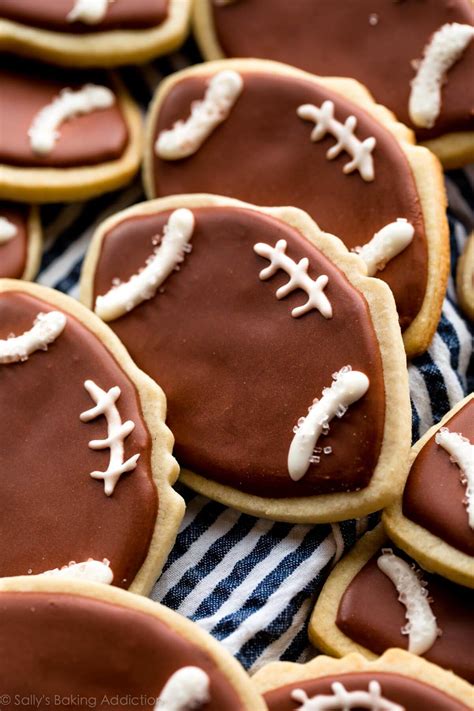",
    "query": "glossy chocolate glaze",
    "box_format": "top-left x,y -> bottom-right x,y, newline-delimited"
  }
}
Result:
336,548 -> 474,681
0,56 -> 128,168
264,671 -> 469,711
0,0 -> 168,33
0,292 -> 157,586
93,206 -> 386,498
152,71 -> 428,331
211,0 -> 474,140
0,591 -> 244,708
403,399 -> 474,556
0,202 -> 29,279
